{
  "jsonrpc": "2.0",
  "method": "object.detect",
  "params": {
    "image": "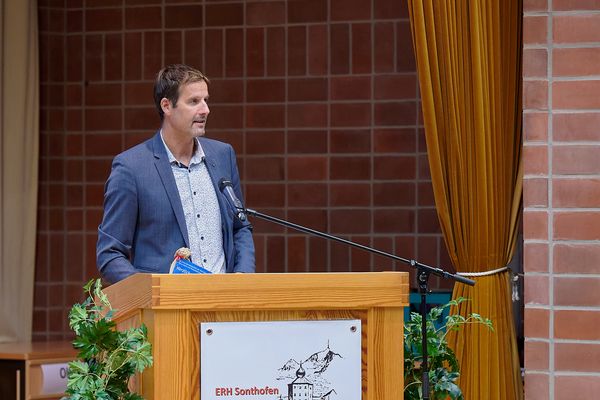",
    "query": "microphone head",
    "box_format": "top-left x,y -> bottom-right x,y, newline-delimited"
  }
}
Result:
219,178 -> 233,191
